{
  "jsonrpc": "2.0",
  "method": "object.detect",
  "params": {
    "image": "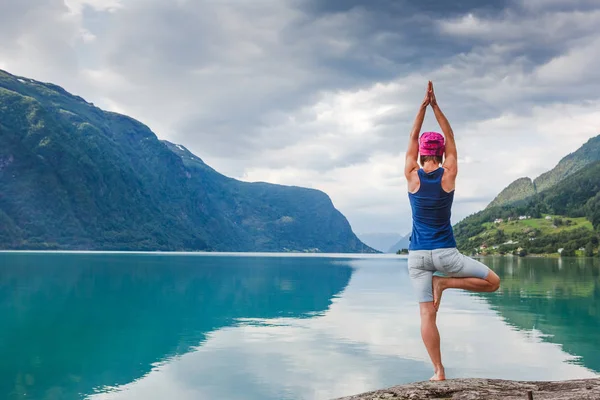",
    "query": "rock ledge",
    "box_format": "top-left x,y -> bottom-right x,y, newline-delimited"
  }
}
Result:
334,378 -> 600,400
